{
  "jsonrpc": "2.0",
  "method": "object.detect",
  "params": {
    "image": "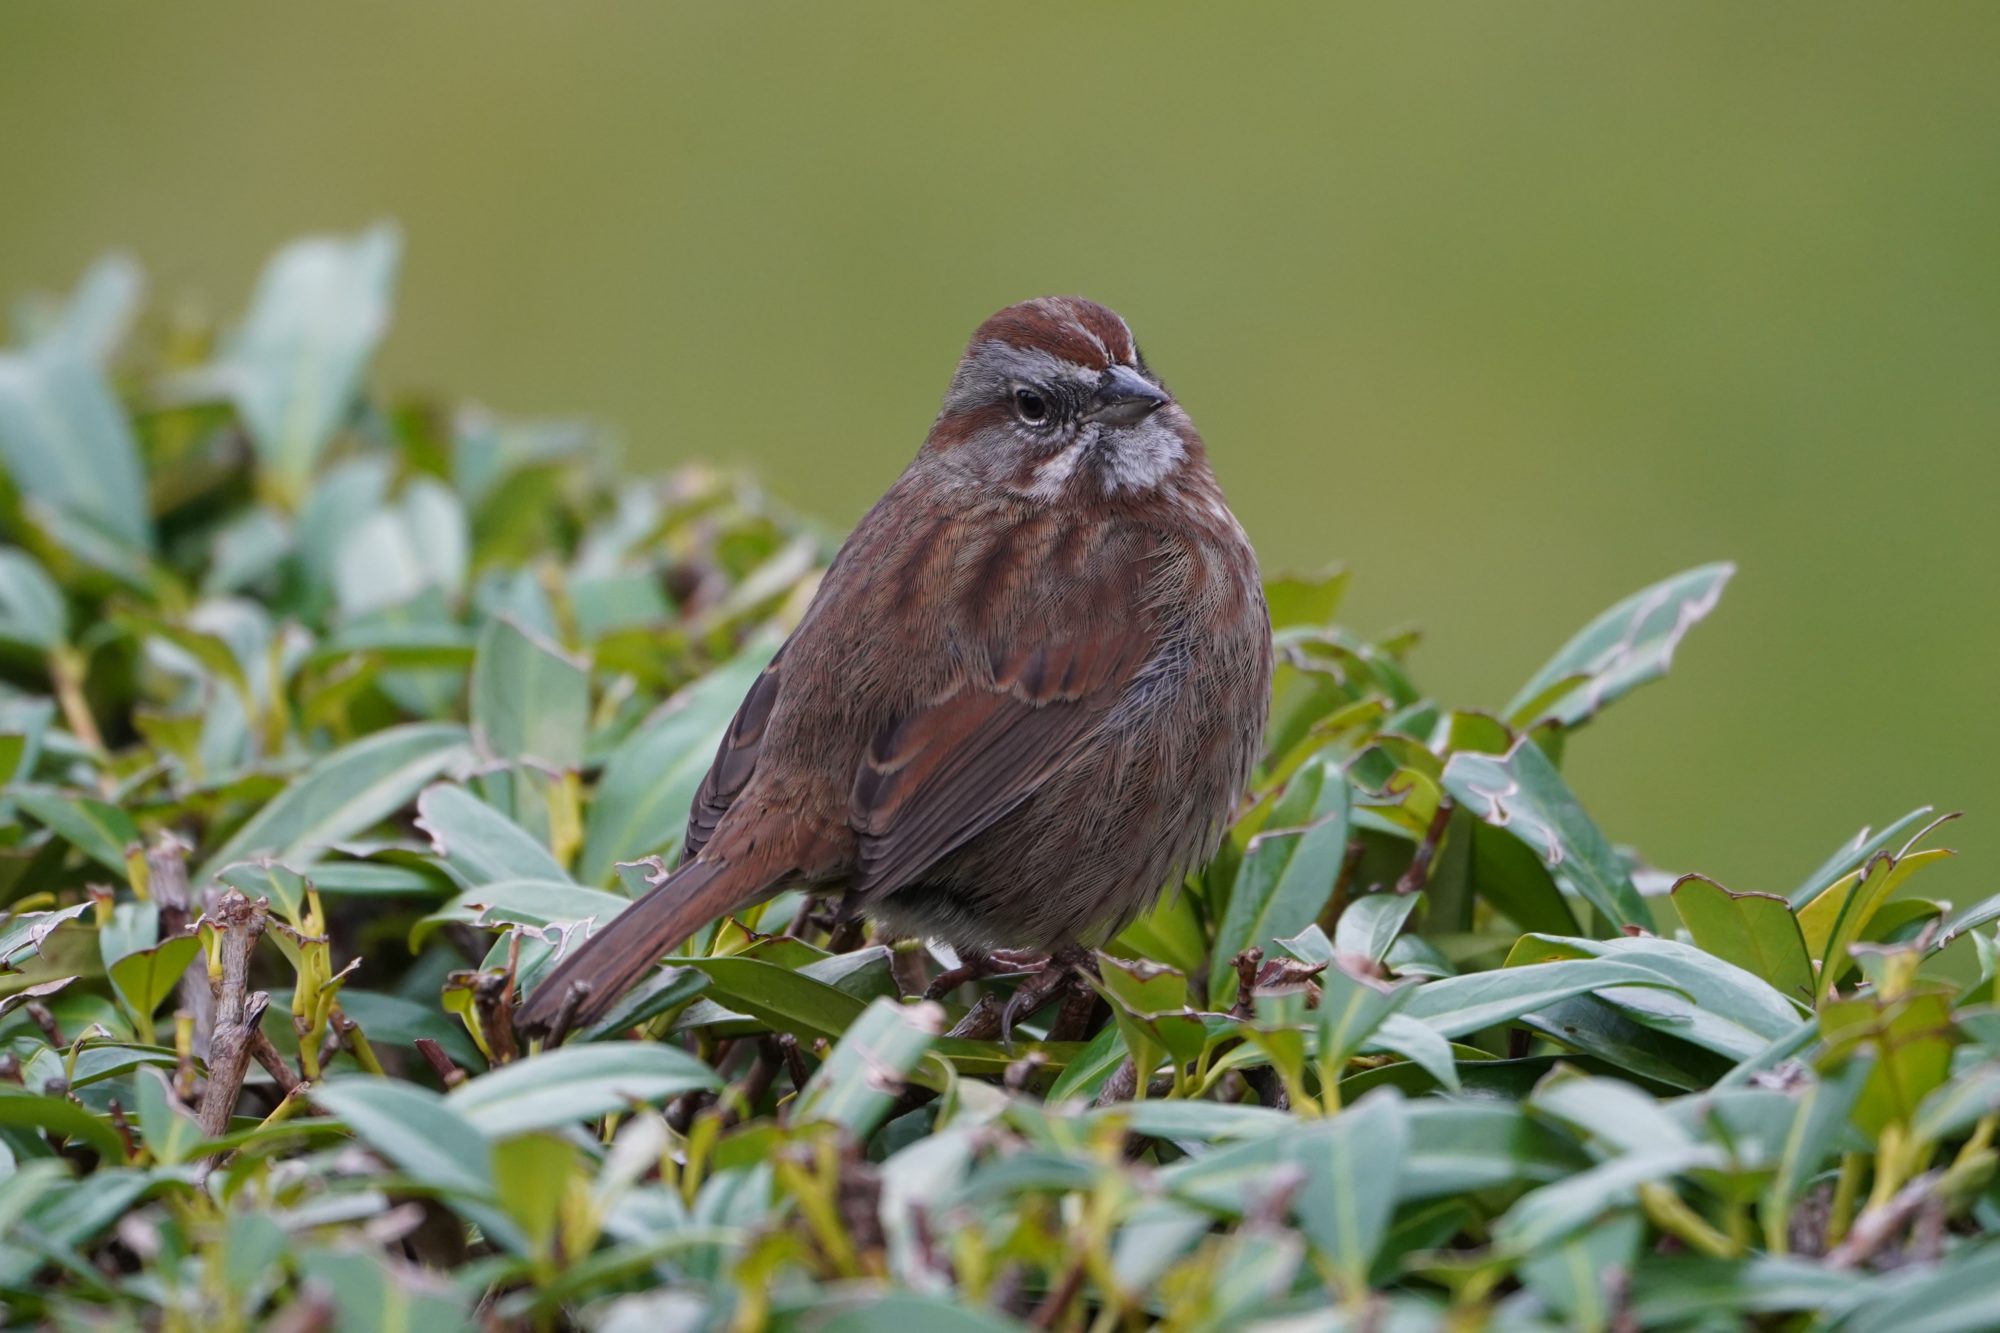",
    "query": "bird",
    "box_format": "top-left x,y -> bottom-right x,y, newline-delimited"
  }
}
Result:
516,296 -> 1272,1039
